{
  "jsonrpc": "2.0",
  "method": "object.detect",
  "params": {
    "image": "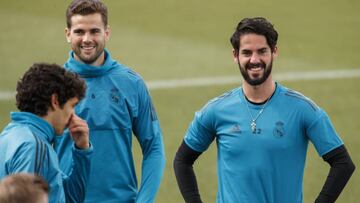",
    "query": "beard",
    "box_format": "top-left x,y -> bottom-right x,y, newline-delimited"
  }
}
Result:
72,43 -> 105,65
238,58 -> 273,86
